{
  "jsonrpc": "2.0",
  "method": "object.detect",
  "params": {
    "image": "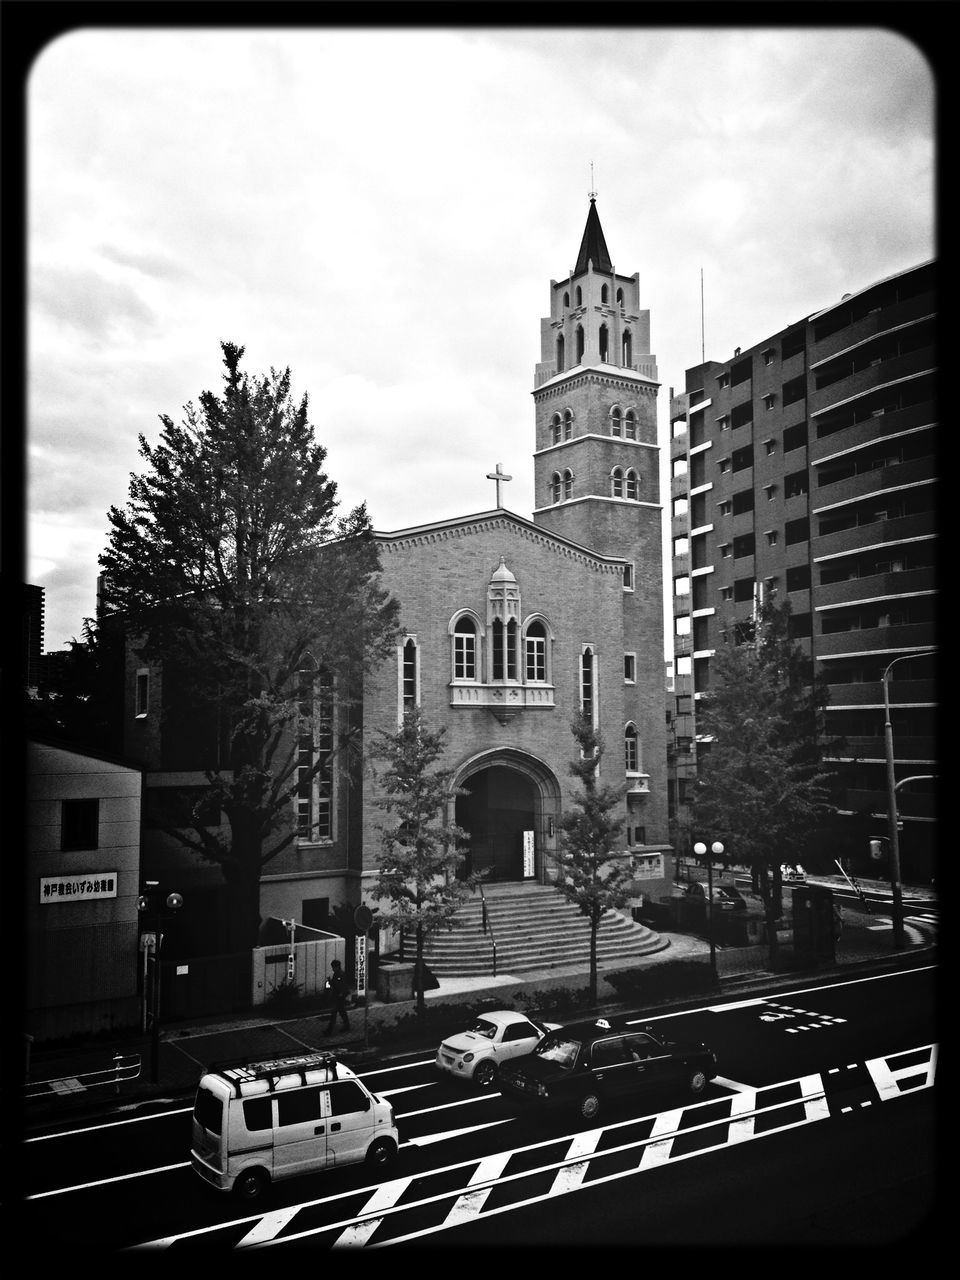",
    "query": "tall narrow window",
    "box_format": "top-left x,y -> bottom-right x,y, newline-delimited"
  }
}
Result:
610,407 -> 622,437
624,409 -> 637,440
616,287 -> 624,307
297,665 -> 334,842
576,286 -> 583,306
556,334 -> 565,372
551,472 -> 562,503
601,284 -> 609,304
453,616 -> 478,680
576,325 -> 585,363
551,413 -> 562,445
625,724 -> 639,773
599,323 -> 609,362
492,618 -> 504,680
563,469 -> 573,499
402,638 -> 419,709
581,647 -> 595,723
525,620 -> 547,682
622,330 -> 632,365
611,467 -> 624,498
135,669 -> 150,717
563,409 -> 573,439
625,469 -> 639,500
506,619 -> 518,680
